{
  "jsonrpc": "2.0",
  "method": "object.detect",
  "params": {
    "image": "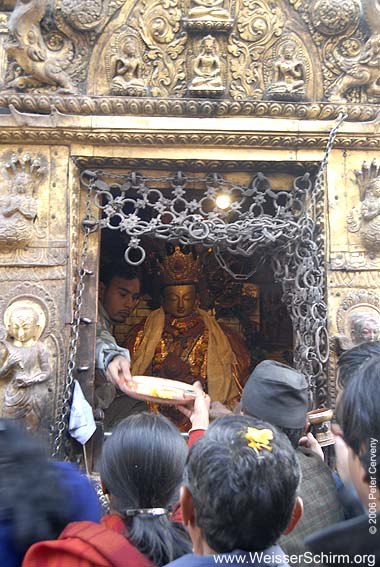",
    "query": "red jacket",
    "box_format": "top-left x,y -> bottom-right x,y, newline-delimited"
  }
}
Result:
22,515 -> 154,567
